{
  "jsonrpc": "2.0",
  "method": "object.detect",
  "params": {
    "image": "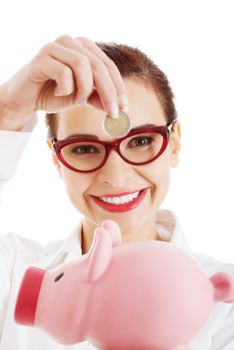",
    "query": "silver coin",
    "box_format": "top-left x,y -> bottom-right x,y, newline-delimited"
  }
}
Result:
102,111 -> 131,138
